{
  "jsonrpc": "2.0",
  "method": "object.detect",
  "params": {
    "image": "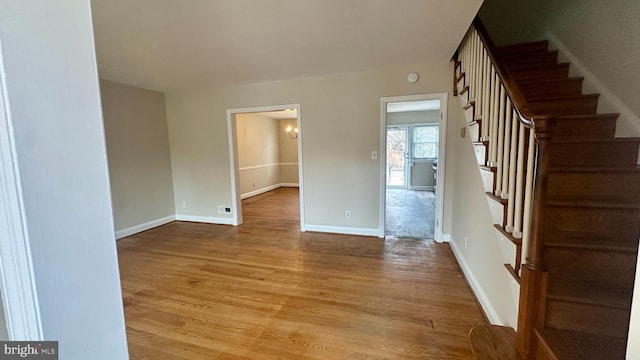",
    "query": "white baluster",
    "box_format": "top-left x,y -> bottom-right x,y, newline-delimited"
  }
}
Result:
521,129 -> 536,264
506,110 -> 518,232
483,52 -> 491,141
495,85 -> 506,196
490,71 -> 500,166
513,123 -> 526,239
501,100 -> 513,199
